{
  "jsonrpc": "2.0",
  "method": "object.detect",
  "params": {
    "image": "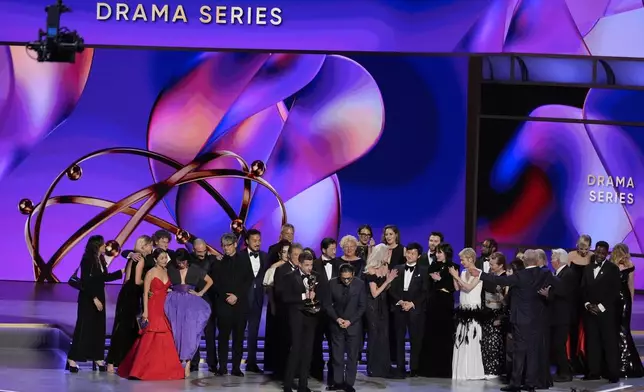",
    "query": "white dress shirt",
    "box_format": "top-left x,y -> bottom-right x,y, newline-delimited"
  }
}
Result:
427,252 -> 434,266
322,256 -> 333,280
403,263 -> 416,291
248,249 -> 260,277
